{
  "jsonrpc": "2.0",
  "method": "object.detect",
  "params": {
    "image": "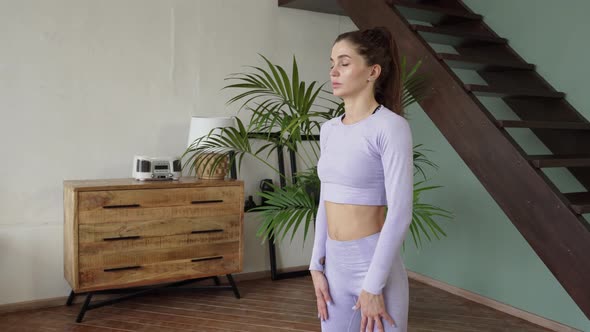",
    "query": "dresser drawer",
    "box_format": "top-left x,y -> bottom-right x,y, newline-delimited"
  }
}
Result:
78,252 -> 240,292
78,214 -> 240,243
78,200 -> 241,225
78,186 -> 241,211
79,239 -> 239,271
